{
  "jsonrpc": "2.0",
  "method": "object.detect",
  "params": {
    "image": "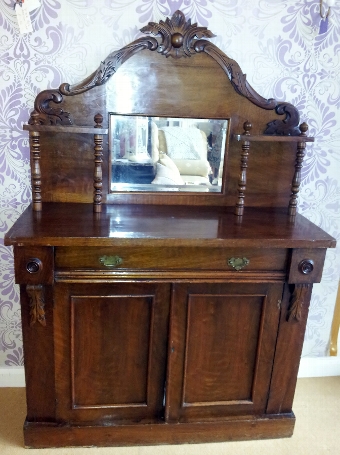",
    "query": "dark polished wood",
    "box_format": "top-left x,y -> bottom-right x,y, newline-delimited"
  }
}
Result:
23,9 -> 315,209
166,282 -> 282,422
54,282 -> 170,424
5,201 -> 335,447
235,121 -> 251,216
5,204 -> 335,249
5,9 -> 336,449
23,414 -> 295,448
289,123 -> 309,216
93,113 -> 104,212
